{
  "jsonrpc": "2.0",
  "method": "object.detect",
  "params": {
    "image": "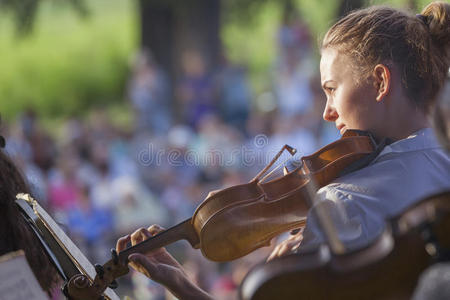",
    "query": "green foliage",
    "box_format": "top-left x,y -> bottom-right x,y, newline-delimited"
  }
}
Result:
0,0 -> 429,121
369,0 -> 436,11
221,1 -> 283,93
294,0 -> 340,41
221,0 -> 339,93
0,0 -> 89,35
221,0 -> 424,94
0,0 -> 137,121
